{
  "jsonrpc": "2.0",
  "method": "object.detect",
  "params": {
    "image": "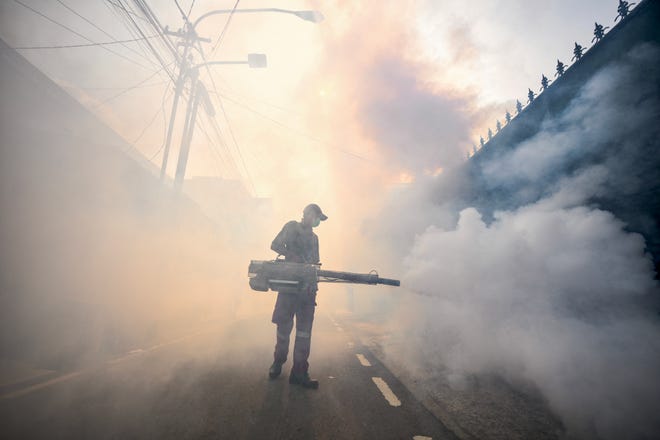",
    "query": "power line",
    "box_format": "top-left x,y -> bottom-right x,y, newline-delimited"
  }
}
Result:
148,83 -> 174,161
124,84 -> 171,154
106,0 -> 149,23
92,61 -> 174,109
173,0 -> 187,21
12,0 -> 153,70
131,0 -> 180,62
115,0 -> 176,82
194,41 -> 257,194
186,0 -> 196,19
56,0 -> 160,69
210,90 -> 371,162
11,34 -> 159,49
211,0 -> 240,55
197,111 -> 233,179
214,96 -> 257,196
104,0 -> 165,75
71,80 -> 167,90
